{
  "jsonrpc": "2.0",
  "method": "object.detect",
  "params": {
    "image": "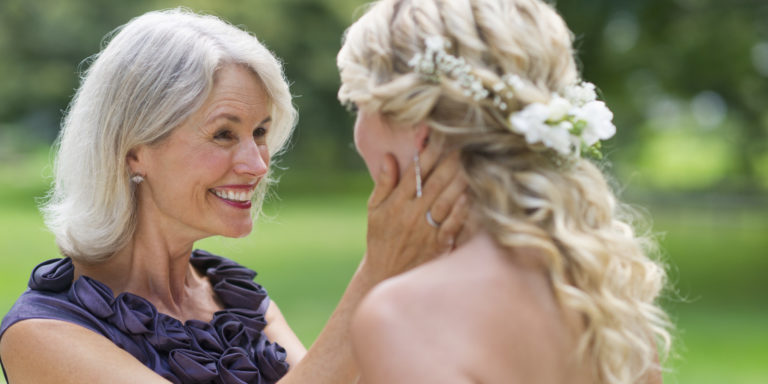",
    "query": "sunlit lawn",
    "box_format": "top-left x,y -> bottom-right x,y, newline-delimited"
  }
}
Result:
0,158 -> 766,383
